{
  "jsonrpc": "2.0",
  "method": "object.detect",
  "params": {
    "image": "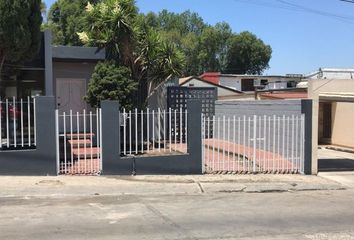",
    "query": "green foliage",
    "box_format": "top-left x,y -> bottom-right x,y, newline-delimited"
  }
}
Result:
0,0 -> 42,79
80,0 -> 185,103
85,61 -> 137,109
142,10 -> 272,75
134,21 -> 185,90
80,0 -> 138,63
225,31 -> 272,74
45,0 -> 101,46
198,23 -> 232,73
